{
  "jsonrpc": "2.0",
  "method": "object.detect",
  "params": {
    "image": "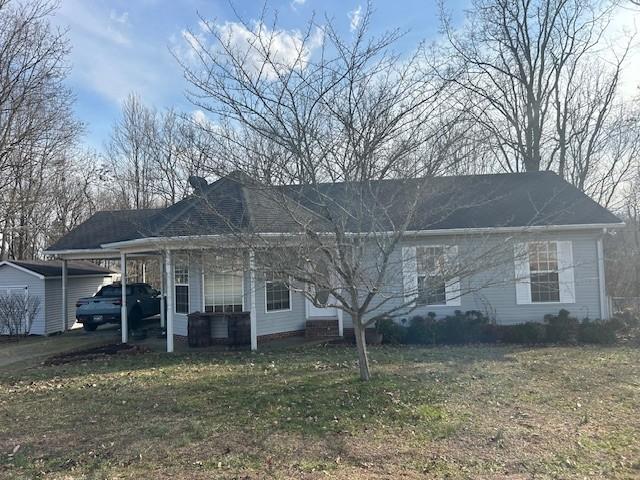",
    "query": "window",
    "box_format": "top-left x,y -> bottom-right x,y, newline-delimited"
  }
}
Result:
265,272 -> 291,312
528,242 -> 560,303
416,246 -> 447,305
174,256 -> 189,314
204,271 -> 243,313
